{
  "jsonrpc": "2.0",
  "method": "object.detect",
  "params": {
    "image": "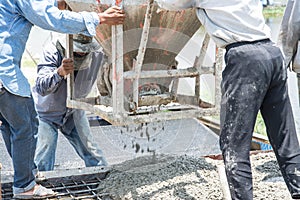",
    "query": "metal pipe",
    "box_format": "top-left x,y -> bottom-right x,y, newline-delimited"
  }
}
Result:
218,165 -> 232,200
111,24 -> 124,115
132,0 -> 155,106
124,68 -> 199,79
195,33 -> 210,98
66,34 -> 74,106
123,65 -> 215,79
214,47 -> 223,111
